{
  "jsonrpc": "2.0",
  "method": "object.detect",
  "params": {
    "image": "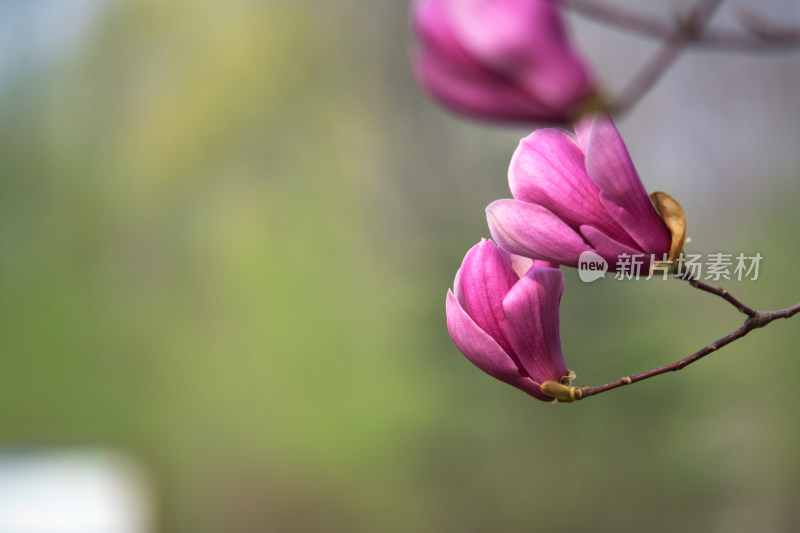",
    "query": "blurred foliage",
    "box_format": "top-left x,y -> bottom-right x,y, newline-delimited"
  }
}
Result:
0,1 -> 799,532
